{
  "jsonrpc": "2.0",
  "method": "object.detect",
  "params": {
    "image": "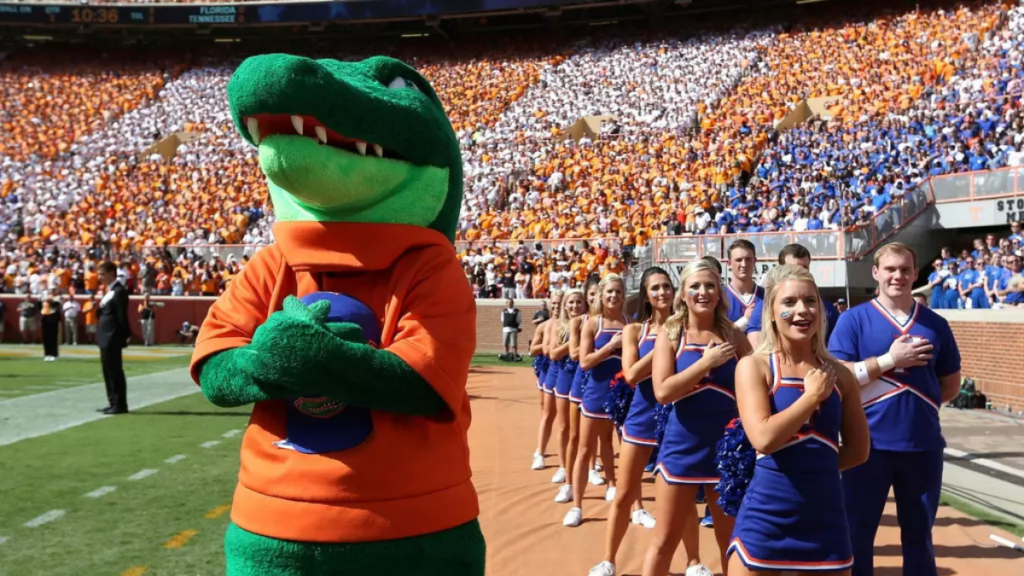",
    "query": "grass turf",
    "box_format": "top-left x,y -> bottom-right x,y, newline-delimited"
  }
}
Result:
0,392 -> 247,576
0,353 -> 527,575
940,492 -> 1024,538
0,354 -> 192,399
